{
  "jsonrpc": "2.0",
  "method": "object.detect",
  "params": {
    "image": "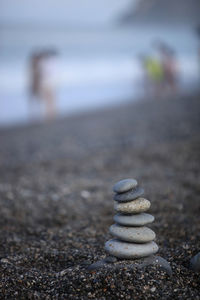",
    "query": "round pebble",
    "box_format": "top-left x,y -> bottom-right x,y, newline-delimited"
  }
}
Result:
114,213 -> 154,226
114,198 -> 151,214
114,187 -> 144,202
105,239 -> 159,259
113,179 -> 138,194
109,224 -> 155,243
